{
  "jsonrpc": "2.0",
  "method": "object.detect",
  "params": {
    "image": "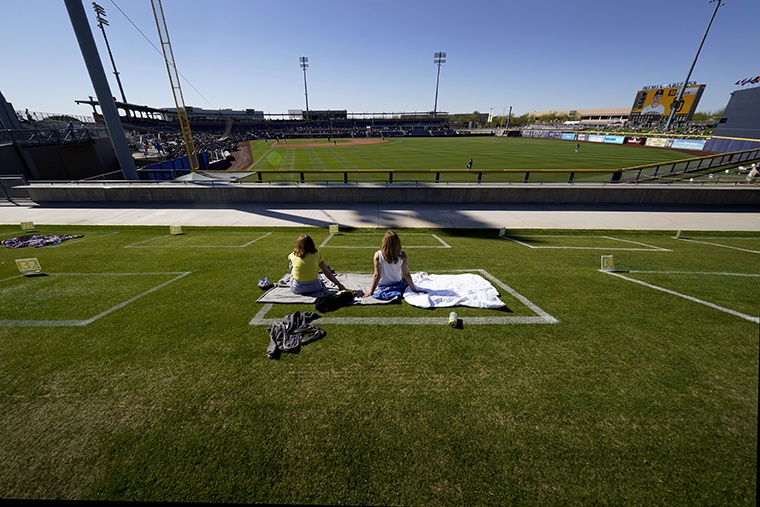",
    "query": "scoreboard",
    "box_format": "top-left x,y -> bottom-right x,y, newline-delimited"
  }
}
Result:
629,84 -> 706,120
